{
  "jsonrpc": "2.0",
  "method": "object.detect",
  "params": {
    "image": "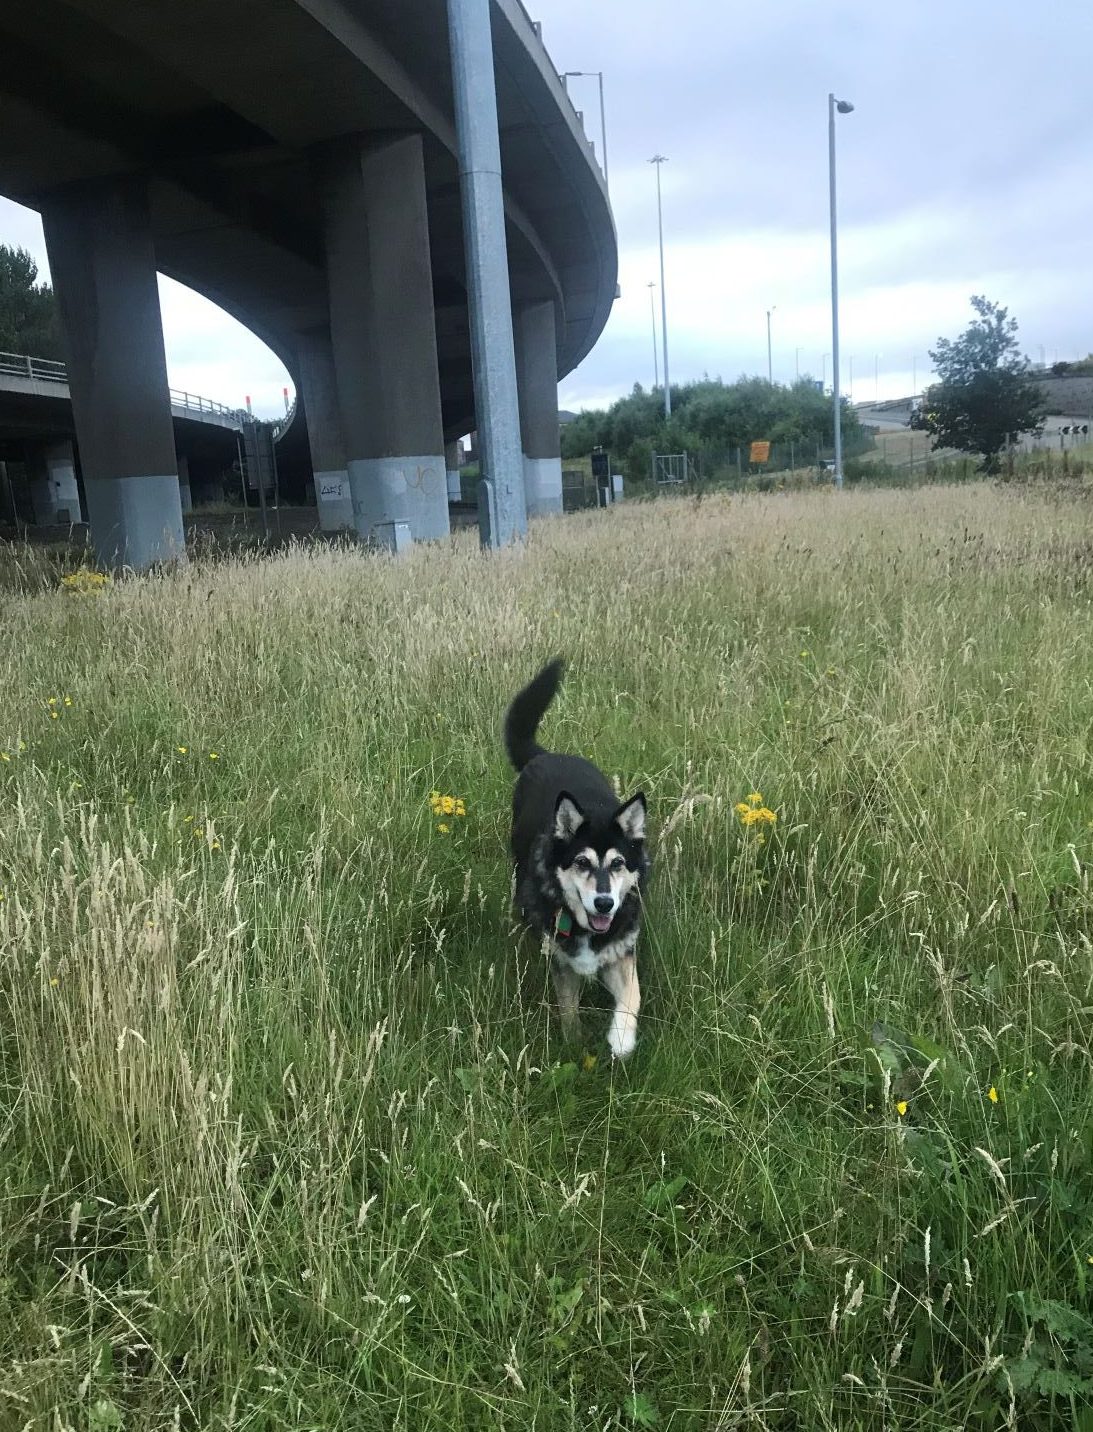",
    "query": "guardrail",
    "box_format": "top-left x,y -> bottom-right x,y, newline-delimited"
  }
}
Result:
0,348 -> 253,426
168,388 -> 250,424
0,350 -> 67,383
